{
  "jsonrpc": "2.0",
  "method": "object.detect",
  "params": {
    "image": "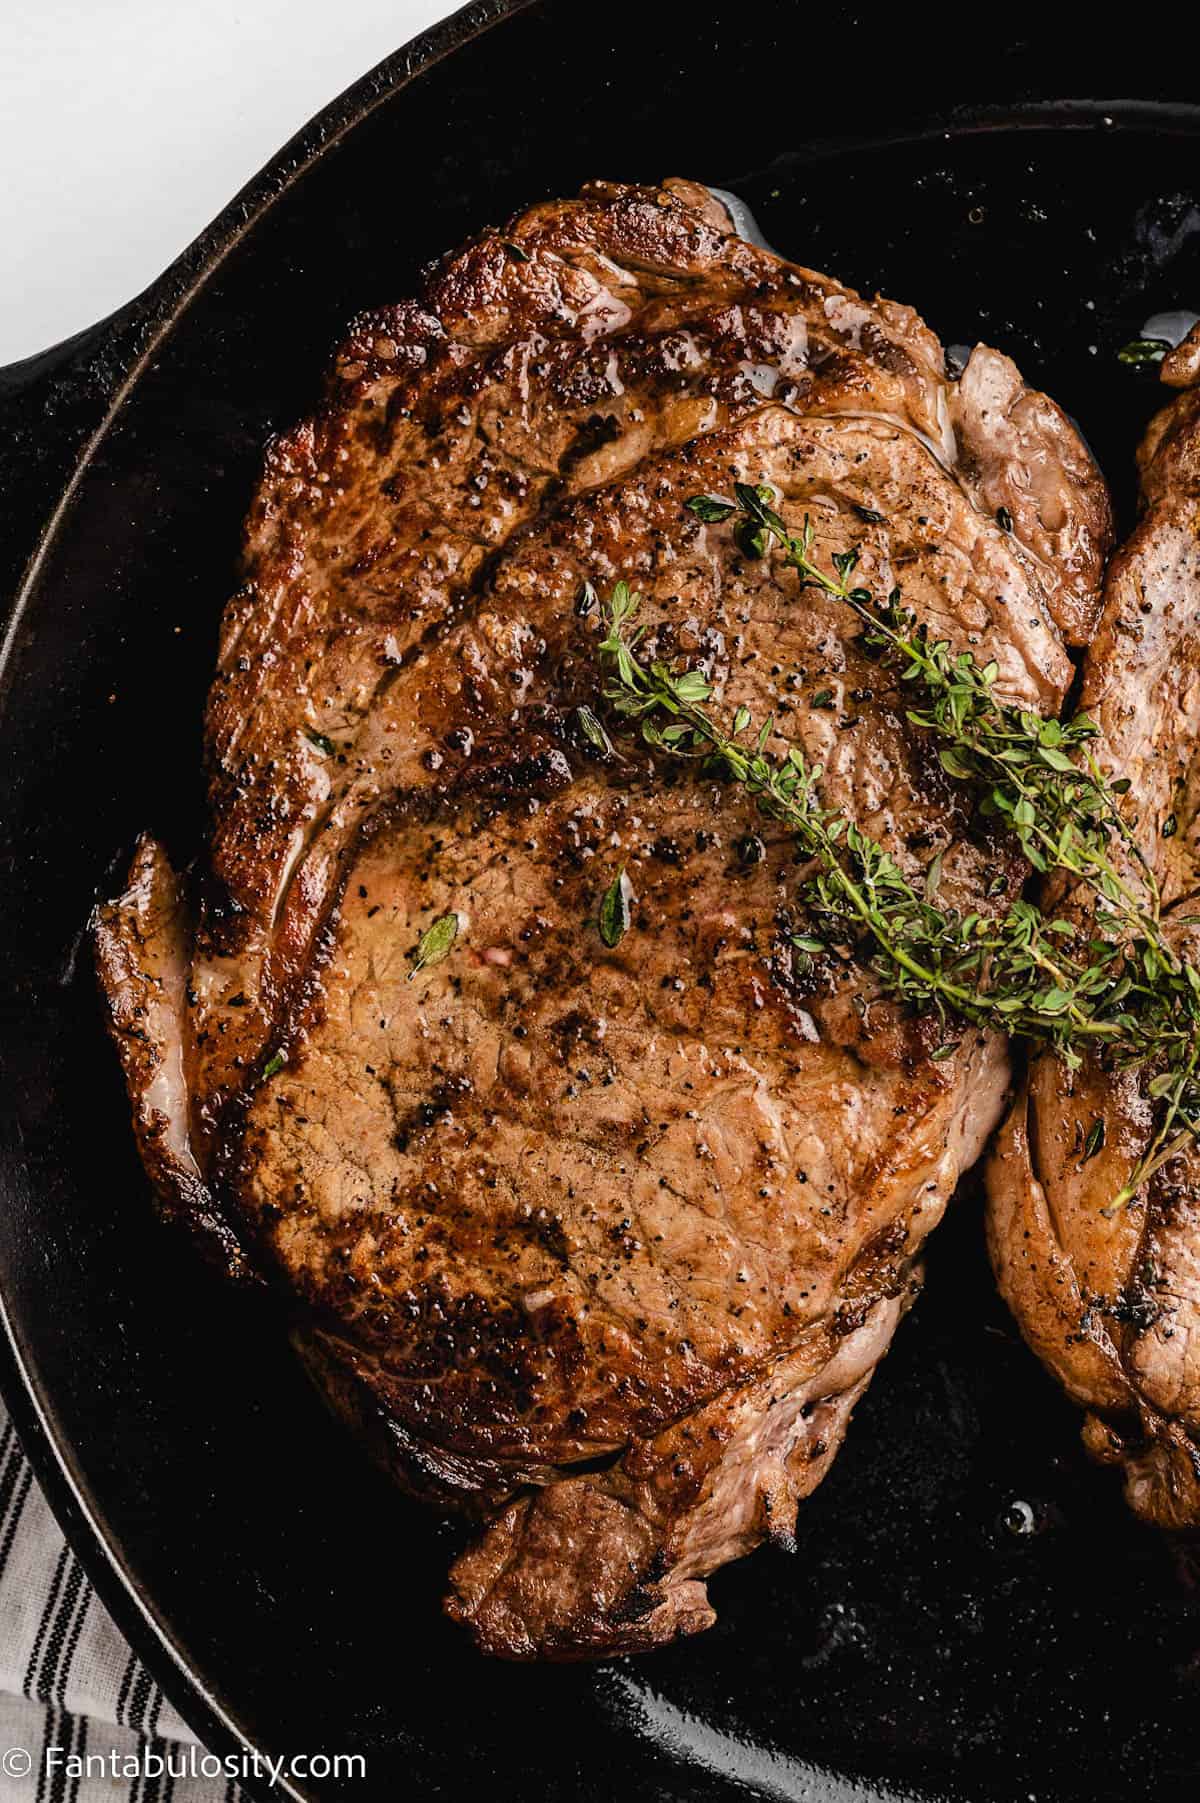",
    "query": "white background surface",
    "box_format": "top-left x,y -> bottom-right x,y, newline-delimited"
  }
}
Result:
0,0 -> 455,366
